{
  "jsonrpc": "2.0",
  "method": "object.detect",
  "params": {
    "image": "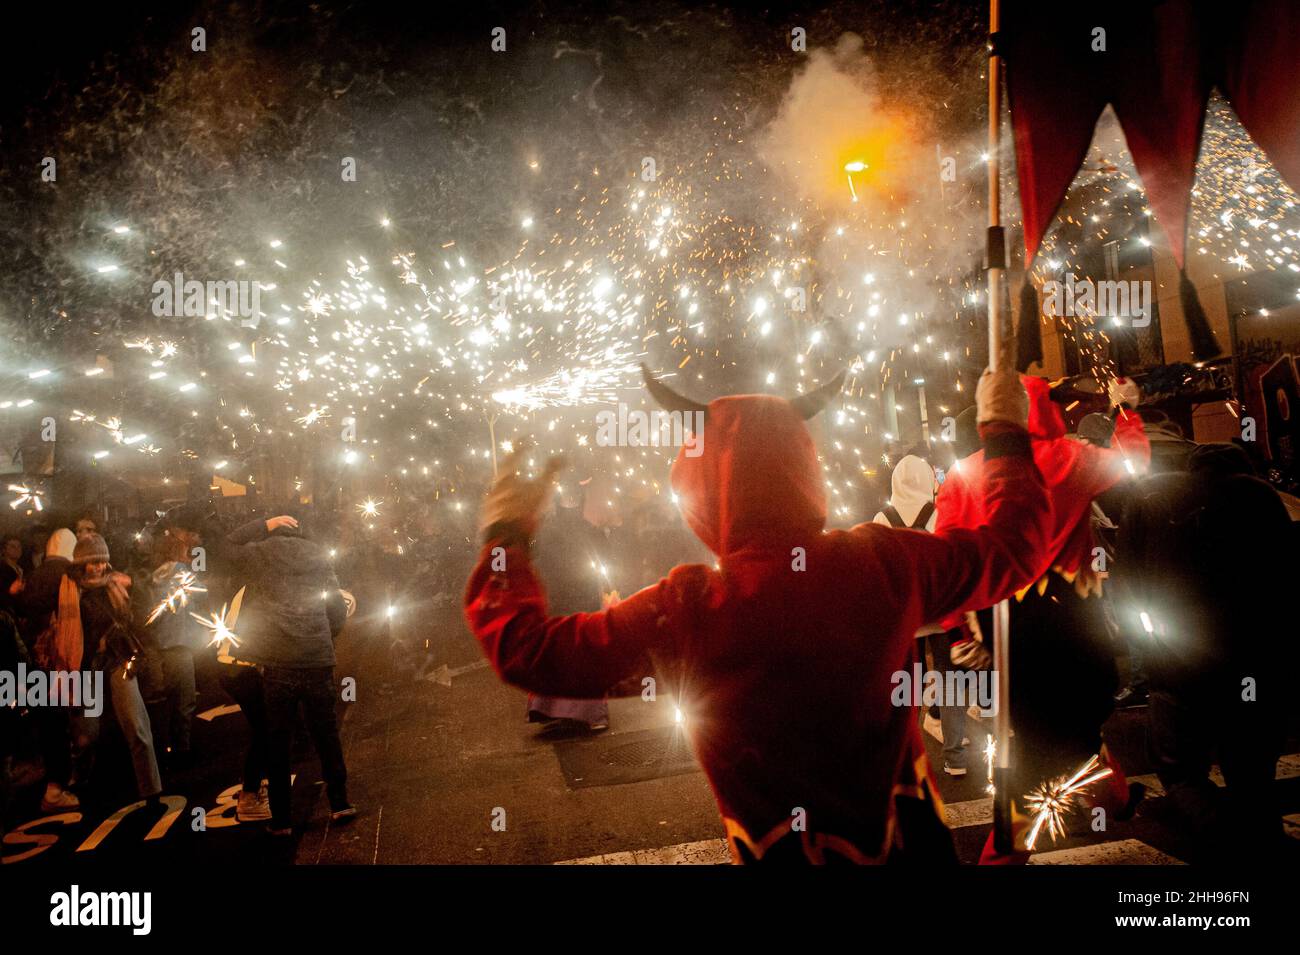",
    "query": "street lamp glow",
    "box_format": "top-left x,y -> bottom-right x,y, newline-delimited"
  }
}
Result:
844,160 -> 868,201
